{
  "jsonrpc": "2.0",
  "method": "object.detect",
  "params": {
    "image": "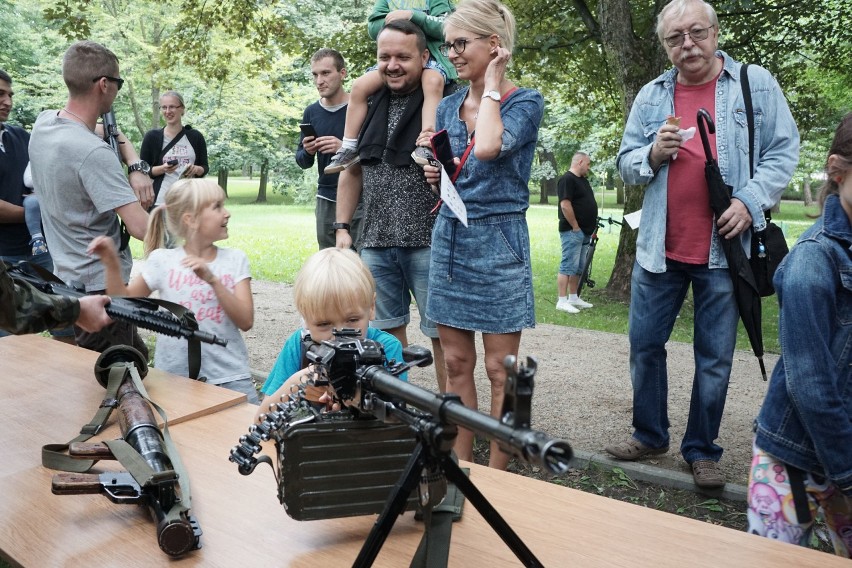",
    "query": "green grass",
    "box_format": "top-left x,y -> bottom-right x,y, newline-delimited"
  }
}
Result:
136,178 -> 820,355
